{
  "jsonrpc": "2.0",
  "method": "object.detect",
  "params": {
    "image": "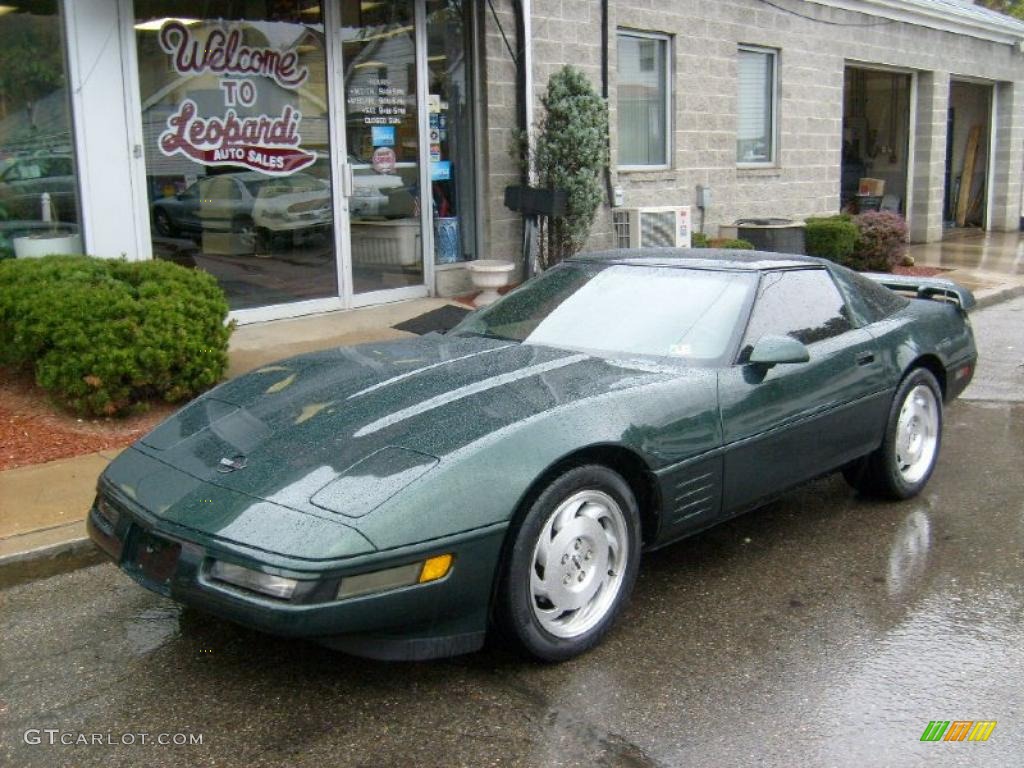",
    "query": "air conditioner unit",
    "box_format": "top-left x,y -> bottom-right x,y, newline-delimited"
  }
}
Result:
612,206 -> 692,249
